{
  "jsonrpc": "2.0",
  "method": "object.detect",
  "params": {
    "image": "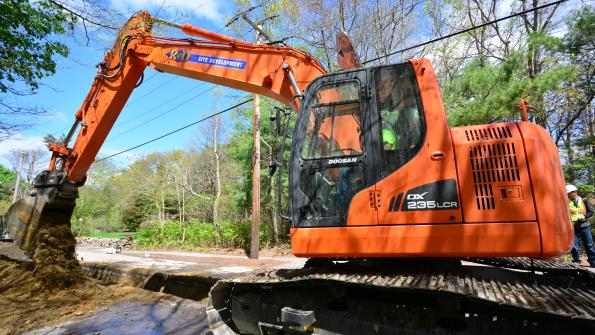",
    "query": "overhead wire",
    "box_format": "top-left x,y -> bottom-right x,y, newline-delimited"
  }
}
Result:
111,79 -> 200,131
53,6 -> 256,141
105,84 -> 216,143
95,7 -> 265,151
50,70 -> 166,138
95,98 -> 253,162
126,73 -> 172,106
362,0 -> 568,65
